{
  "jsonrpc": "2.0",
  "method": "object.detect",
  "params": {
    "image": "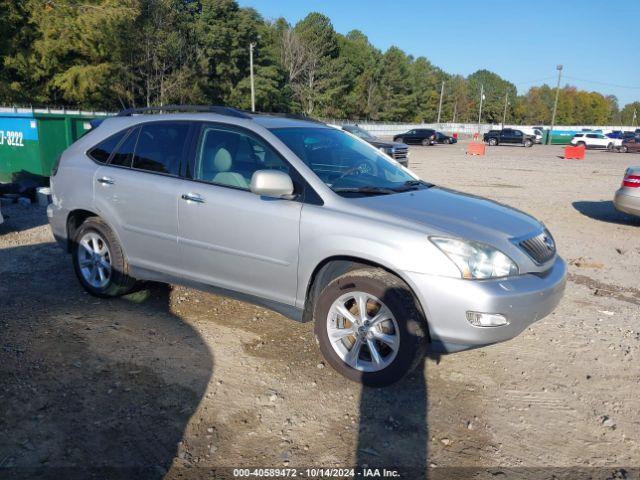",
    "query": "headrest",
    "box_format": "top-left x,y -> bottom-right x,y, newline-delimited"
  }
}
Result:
213,148 -> 232,172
